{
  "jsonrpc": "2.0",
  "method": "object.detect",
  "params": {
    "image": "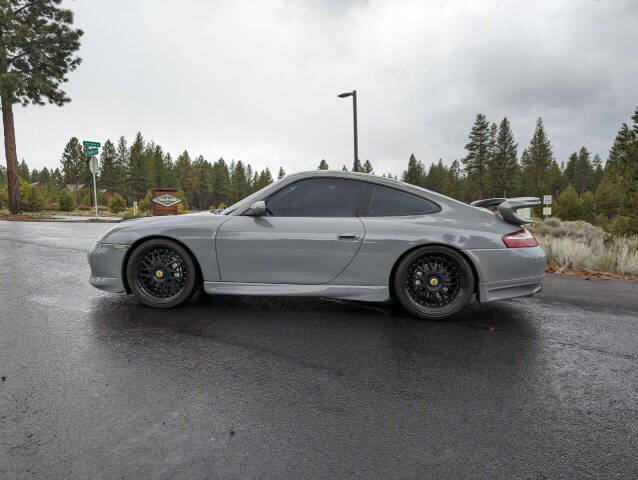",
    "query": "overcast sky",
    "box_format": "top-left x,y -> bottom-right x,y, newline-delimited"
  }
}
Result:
6,0 -> 638,175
